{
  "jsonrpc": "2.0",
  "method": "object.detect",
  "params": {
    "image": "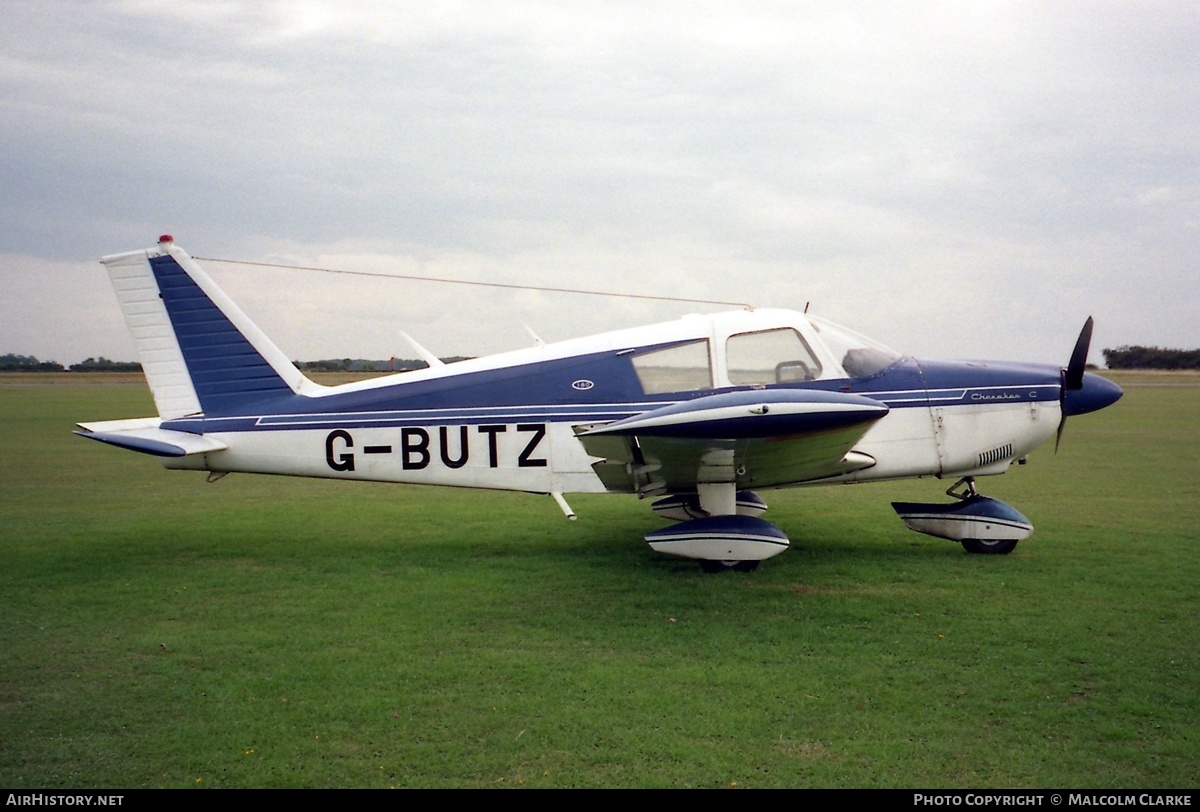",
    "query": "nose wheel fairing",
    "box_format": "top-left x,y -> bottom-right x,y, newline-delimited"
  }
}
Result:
892,494 -> 1033,544
891,478 -> 1033,554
